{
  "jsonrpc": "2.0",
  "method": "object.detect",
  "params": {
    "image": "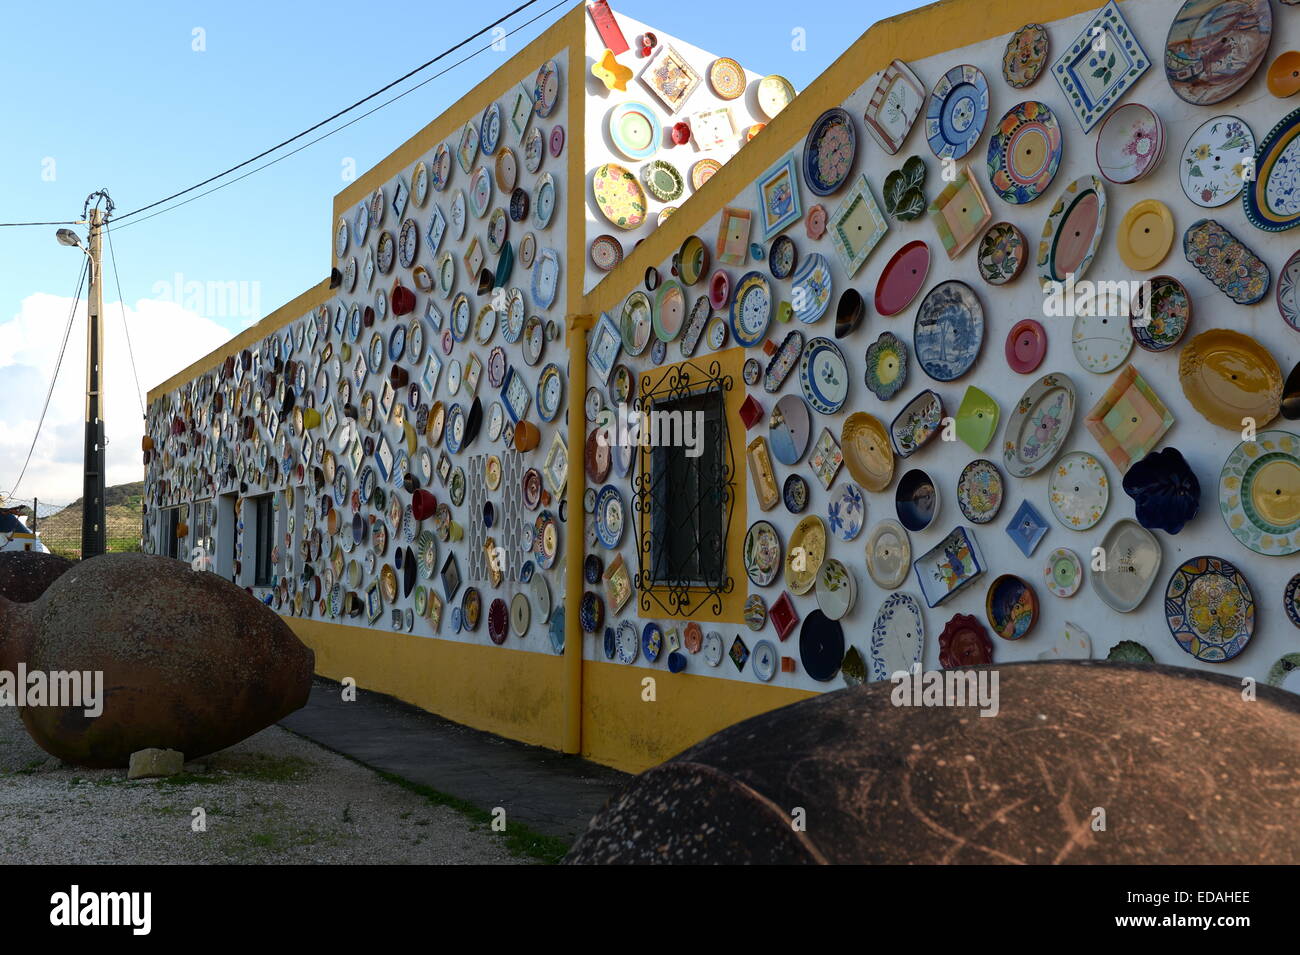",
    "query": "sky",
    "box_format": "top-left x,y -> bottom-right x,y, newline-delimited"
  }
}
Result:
0,0 -> 914,504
